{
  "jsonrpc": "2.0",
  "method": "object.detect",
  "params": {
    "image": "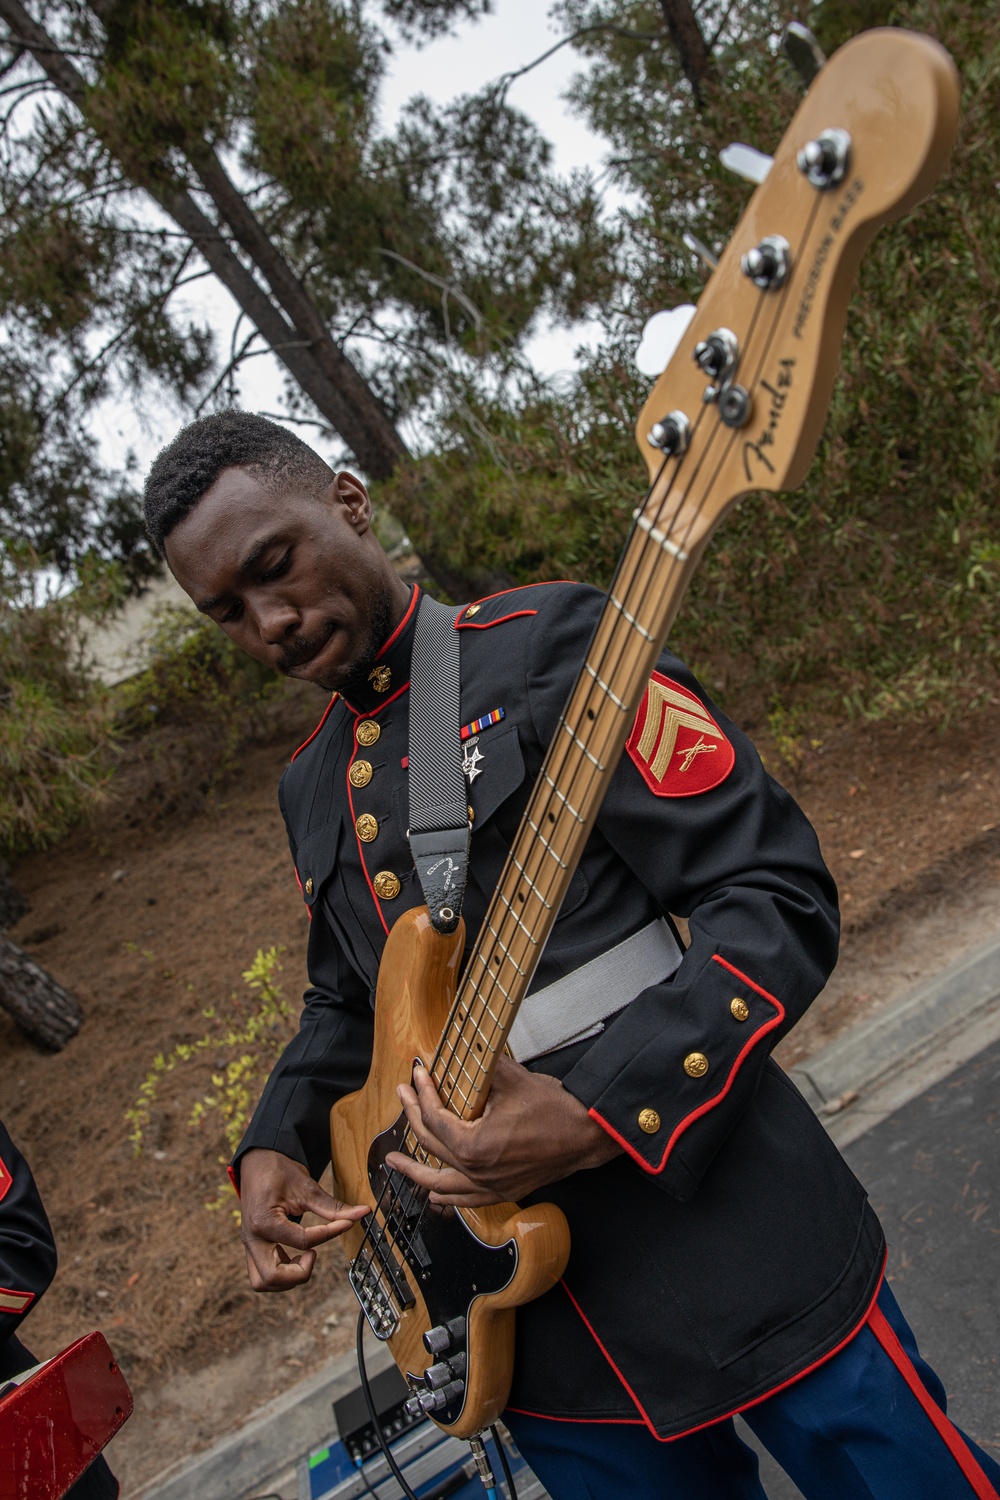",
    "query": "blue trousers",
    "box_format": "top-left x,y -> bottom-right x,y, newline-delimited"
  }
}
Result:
504,1283 -> 1000,1499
